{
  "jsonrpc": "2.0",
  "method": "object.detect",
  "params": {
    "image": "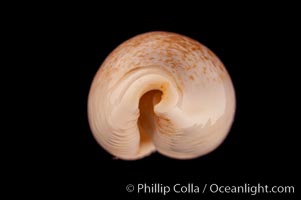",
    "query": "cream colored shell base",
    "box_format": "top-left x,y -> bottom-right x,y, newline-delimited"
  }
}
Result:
88,32 -> 236,160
